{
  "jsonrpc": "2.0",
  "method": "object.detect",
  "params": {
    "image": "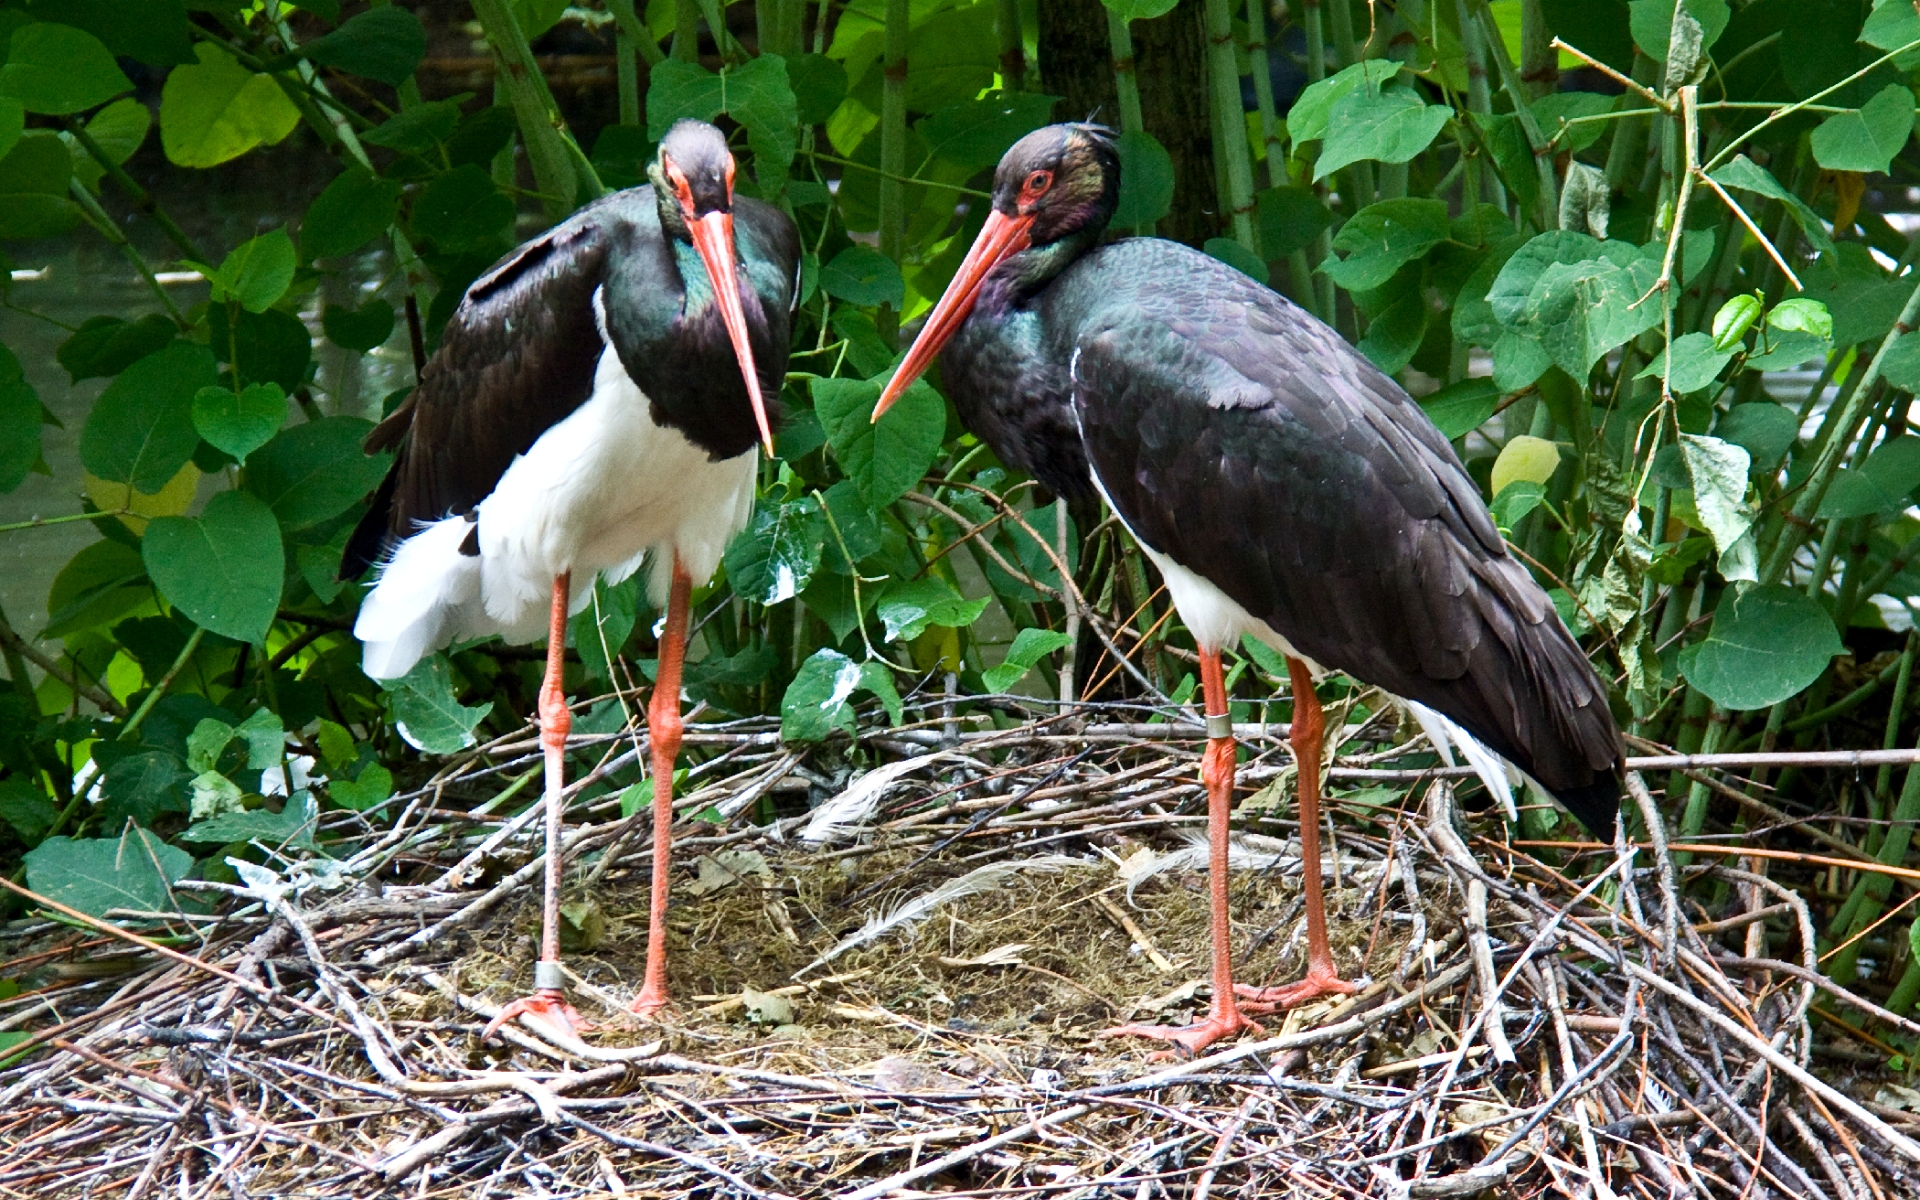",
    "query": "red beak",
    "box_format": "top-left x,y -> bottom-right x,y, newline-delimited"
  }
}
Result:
687,209 -> 776,456
872,209 -> 1034,421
